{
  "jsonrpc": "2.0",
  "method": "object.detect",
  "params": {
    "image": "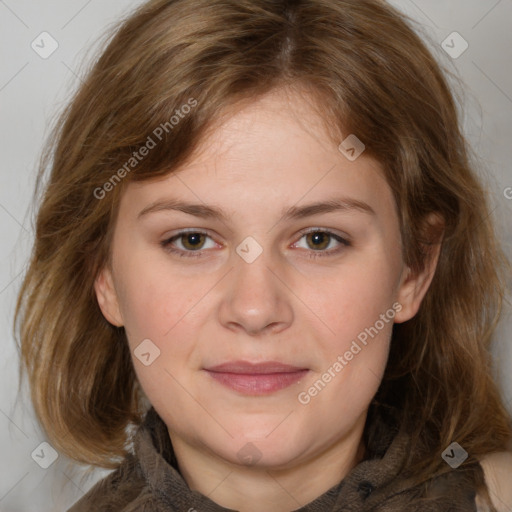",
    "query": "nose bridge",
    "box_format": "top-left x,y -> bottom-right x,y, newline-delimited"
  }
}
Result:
218,239 -> 293,335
